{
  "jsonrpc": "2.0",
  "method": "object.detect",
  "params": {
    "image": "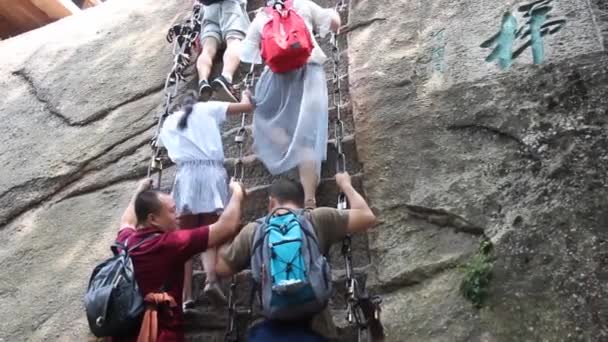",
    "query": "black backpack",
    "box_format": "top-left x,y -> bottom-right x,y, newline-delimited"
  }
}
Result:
84,234 -> 159,337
